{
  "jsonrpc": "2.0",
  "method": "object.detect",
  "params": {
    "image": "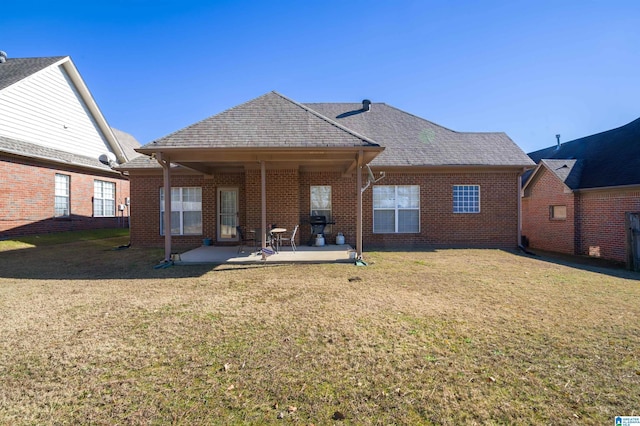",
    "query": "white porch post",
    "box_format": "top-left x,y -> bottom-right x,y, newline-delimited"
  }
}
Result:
356,150 -> 363,259
261,160 -> 267,261
156,153 -> 172,262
